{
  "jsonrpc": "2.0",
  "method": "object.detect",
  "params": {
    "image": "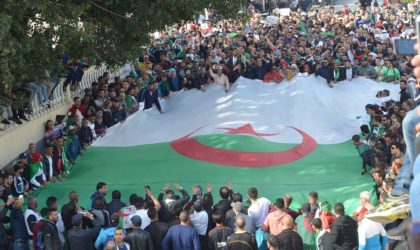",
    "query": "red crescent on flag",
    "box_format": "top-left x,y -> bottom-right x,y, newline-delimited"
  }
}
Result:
170,126 -> 318,168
